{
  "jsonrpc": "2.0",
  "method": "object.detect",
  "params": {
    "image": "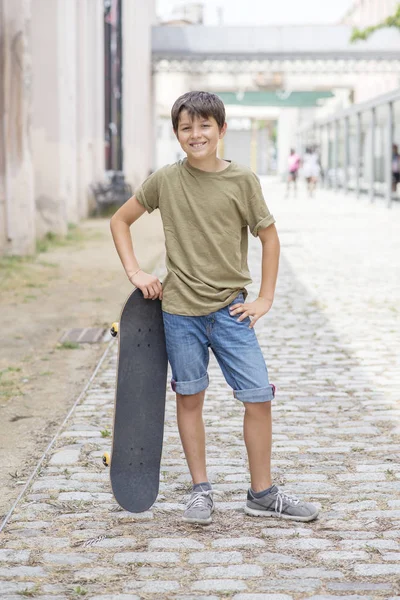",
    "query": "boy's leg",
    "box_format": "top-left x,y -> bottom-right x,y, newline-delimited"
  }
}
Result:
176,390 -> 208,485
211,294 -> 319,522
177,389 -> 215,525
162,311 -> 214,524
243,400 -> 272,492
